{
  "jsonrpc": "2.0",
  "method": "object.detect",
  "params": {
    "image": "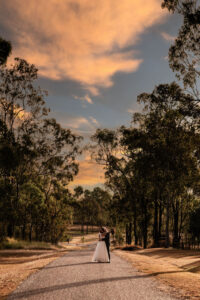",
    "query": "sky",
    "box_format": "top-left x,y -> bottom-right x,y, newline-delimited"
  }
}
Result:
0,0 -> 182,189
